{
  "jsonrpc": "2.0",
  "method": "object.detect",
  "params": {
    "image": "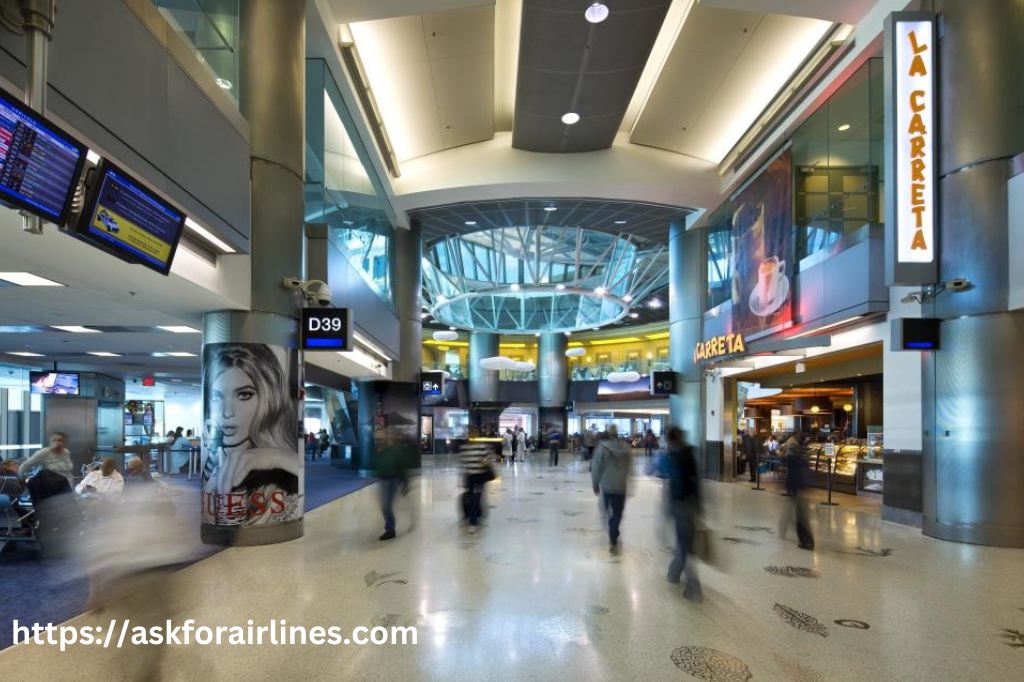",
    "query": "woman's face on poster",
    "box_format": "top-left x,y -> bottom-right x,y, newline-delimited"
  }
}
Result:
210,366 -> 259,449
